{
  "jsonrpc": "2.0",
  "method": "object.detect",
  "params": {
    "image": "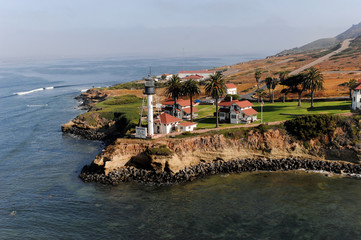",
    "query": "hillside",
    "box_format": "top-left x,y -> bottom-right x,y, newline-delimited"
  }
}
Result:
278,22 -> 361,56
